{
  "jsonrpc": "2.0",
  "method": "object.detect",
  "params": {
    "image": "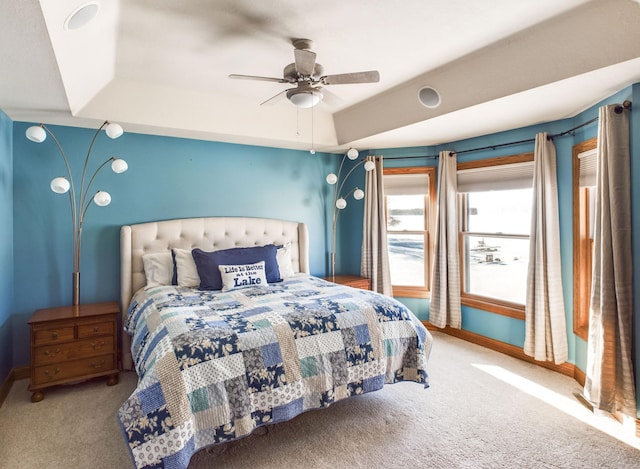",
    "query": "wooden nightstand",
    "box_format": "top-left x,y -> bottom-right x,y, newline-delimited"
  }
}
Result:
28,301 -> 120,403
323,275 -> 371,290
